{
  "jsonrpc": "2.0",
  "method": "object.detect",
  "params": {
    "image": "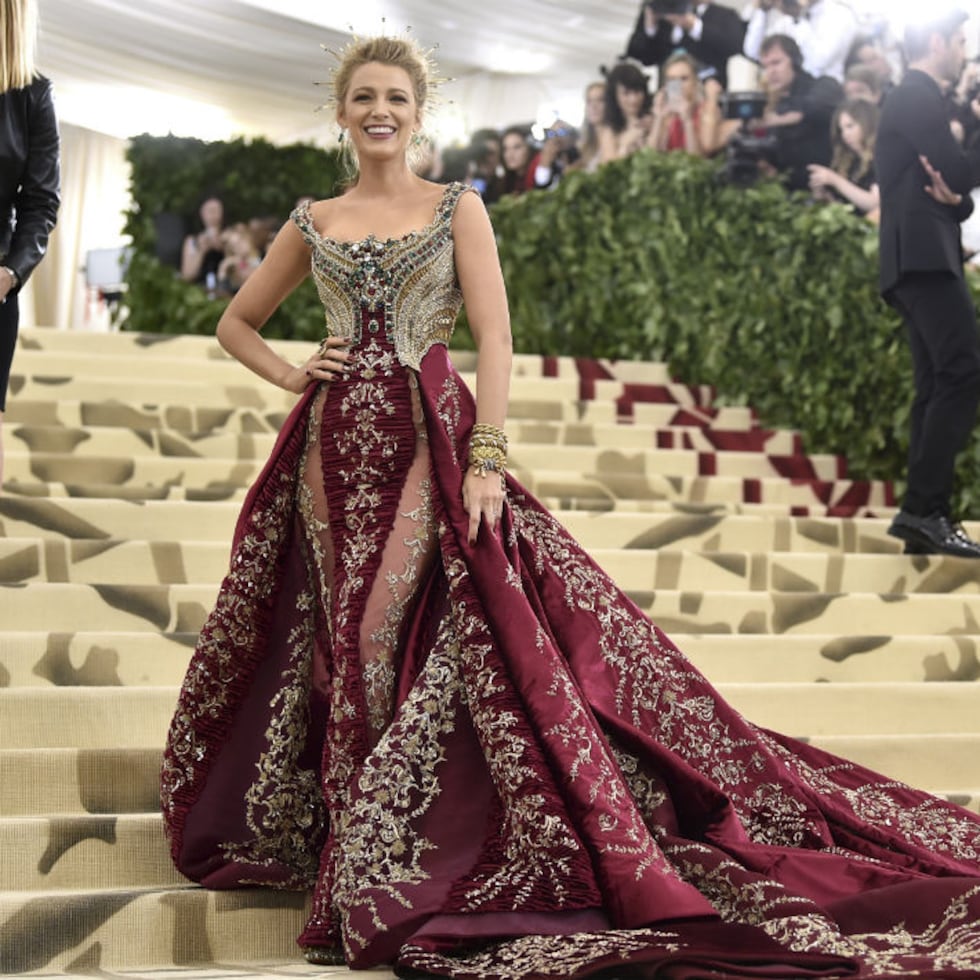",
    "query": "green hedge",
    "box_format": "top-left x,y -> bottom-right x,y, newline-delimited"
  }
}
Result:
121,138 -> 980,515
121,135 -> 343,337
491,150 -> 980,517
